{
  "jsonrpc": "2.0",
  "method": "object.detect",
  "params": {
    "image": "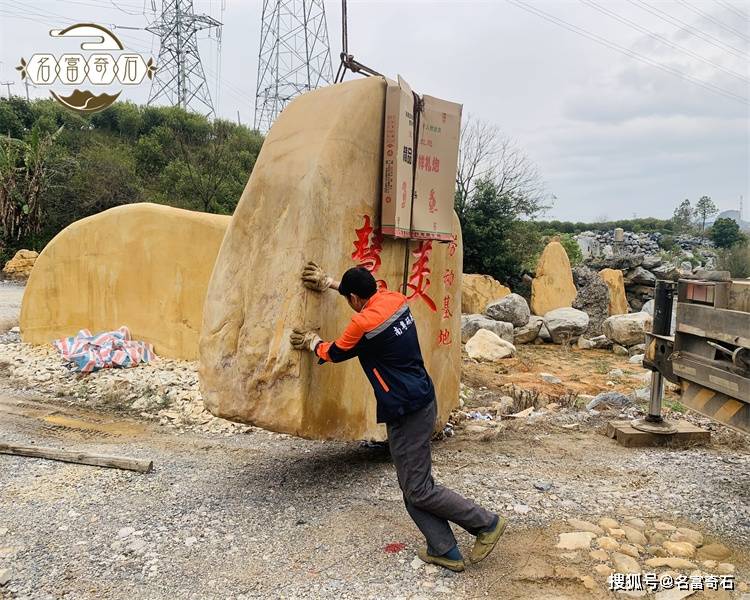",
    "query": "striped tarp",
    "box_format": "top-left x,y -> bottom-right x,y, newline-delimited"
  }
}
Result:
53,326 -> 155,374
